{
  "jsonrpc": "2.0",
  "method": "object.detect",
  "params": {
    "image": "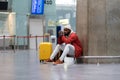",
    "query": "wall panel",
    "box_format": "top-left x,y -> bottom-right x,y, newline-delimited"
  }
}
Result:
77,0 -> 120,63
